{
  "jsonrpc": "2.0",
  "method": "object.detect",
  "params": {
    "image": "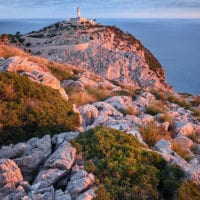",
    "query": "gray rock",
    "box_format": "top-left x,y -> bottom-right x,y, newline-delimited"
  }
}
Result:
52,132 -> 80,148
175,121 -> 195,136
0,159 -> 23,199
78,104 -> 99,127
105,96 -> 133,110
44,141 -> 76,171
55,189 -> 71,200
66,169 -> 95,195
28,186 -> 54,200
174,134 -> 193,148
76,188 -> 96,200
93,101 -> 123,118
0,143 -> 26,159
154,139 -> 173,159
14,135 -> 52,182
0,159 -> 23,188
33,168 -> 66,188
